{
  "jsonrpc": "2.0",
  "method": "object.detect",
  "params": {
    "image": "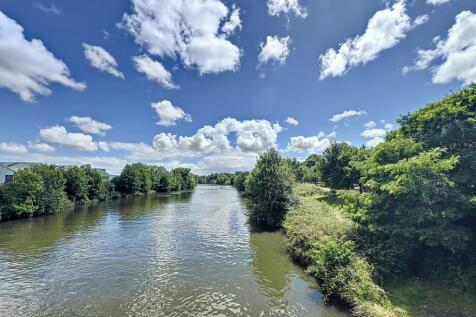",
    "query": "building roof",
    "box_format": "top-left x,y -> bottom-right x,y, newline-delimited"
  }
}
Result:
0,162 -> 39,172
